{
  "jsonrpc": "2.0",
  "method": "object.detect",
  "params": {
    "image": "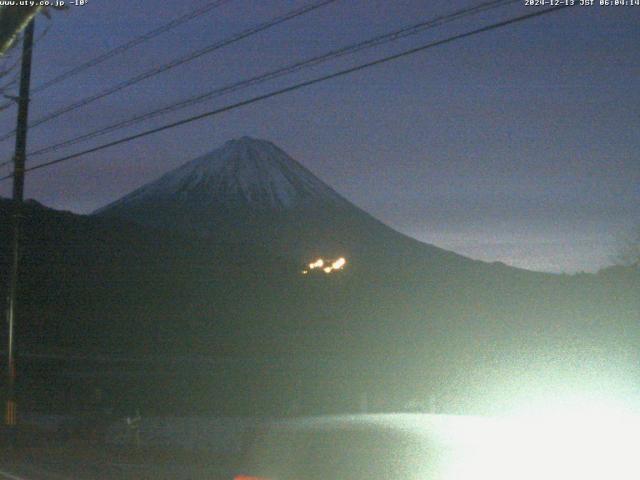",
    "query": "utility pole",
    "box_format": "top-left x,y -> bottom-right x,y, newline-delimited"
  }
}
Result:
5,18 -> 35,430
